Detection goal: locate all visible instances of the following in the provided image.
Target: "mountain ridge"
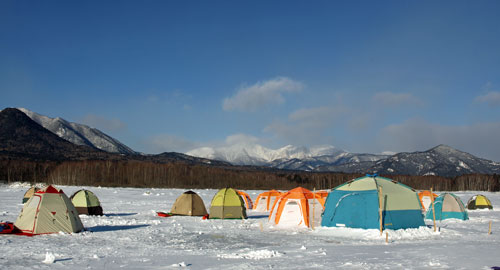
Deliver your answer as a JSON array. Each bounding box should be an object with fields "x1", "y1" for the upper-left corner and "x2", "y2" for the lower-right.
[
  {"x1": 186, "y1": 143, "x2": 500, "y2": 177},
  {"x1": 0, "y1": 108, "x2": 231, "y2": 167},
  {"x1": 5, "y1": 107, "x2": 500, "y2": 177},
  {"x1": 0, "y1": 108, "x2": 112, "y2": 161},
  {"x1": 316, "y1": 144, "x2": 500, "y2": 177},
  {"x1": 18, "y1": 108, "x2": 136, "y2": 155}
]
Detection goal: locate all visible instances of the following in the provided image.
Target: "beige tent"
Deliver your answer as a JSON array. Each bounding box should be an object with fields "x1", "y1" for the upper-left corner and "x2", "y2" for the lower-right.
[
  {"x1": 15, "y1": 185, "x2": 84, "y2": 235},
  {"x1": 171, "y1": 191, "x2": 208, "y2": 216},
  {"x1": 70, "y1": 189, "x2": 104, "y2": 215}
]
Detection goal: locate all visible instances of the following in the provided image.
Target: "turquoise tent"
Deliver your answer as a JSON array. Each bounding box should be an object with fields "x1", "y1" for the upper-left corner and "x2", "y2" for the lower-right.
[
  {"x1": 425, "y1": 193, "x2": 468, "y2": 221},
  {"x1": 321, "y1": 175, "x2": 425, "y2": 230}
]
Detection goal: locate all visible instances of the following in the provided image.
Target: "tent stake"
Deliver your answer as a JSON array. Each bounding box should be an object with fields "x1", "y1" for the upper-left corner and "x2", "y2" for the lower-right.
[
  {"x1": 431, "y1": 187, "x2": 436, "y2": 232},
  {"x1": 385, "y1": 231, "x2": 388, "y2": 244},
  {"x1": 489, "y1": 221, "x2": 492, "y2": 235},
  {"x1": 378, "y1": 186, "x2": 383, "y2": 236}
]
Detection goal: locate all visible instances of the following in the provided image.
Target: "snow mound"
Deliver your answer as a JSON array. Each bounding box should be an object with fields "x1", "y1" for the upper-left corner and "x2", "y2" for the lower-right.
[
  {"x1": 170, "y1": 261, "x2": 188, "y2": 267},
  {"x1": 8, "y1": 182, "x2": 34, "y2": 188},
  {"x1": 314, "y1": 226, "x2": 439, "y2": 241},
  {"x1": 219, "y1": 249, "x2": 283, "y2": 260},
  {"x1": 42, "y1": 252, "x2": 55, "y2": 264},
  {"x1": 8, "y1": 182, "x2": 46, "y2": 188}
]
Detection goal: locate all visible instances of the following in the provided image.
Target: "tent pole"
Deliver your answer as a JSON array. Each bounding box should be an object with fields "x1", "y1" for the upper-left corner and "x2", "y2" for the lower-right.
[
  {"x1": 312, "y1": 187, "x2": 316, "y2": 230},
  {"x1": 378, "y1": 186, "x2": 383, "y2": 236},
  {"x1": 431, "y1": 188, "x2": 436, "y2": 232}
]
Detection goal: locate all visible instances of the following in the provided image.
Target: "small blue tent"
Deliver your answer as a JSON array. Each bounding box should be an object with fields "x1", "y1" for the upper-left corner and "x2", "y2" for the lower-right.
[
  {"x1": 321, "y1": 175, "x2": 425, "y2": 230},
  {"x1": 425, "y1": 193, "x2": 468, "y2": 221}
]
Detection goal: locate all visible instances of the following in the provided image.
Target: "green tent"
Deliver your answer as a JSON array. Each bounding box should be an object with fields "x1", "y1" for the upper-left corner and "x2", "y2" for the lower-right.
[
  {"x1": 70, "y1": 189, "x2": 104, "y2": 216},
  {"x1": 209, "y1": 188, "x2": 247, "y2": 219}
]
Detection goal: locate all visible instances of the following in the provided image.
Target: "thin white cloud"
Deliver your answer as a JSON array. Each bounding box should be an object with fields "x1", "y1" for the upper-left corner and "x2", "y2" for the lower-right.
[
  {"x1": 377, "y1": 118, "x2": 500, "y2": 161},
  {"x1": 474, "y1": 91, "x2": 500, "y2": 107},
  {"x1": 145, "y1": 133, "x2": 263, "y2": 155},
  {"x1": 347, "y1": 112, "x2": 374, "y2": 131},
  {"x1": 143, "y1": 134, "x2": 200, "y2": 154},
  {"x1": 288, "y1": 106, "x2": 335, "y2": 122},
  {"x1": 81, "y1": 114, "x2": 127, "y2": 132},
  {"x1": 264, "y1": 106, "x2": 345, "y2": 146},
  {"x1": 222, "y1": 77, "x2": 303, "y2": 112},
  {"x1": 372, "y1": 91, "x2": 423, "y2": 107},
  {"x1": 225, "y1": 133, "x2": 260, "y2": 145}
]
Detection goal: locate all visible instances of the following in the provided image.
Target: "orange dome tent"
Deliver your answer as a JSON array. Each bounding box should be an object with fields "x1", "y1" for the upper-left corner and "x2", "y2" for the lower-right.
[
  {"x1": 253, "y1": 190, "x2": 283, "y2": 212},
  {"x1": 237, "y1": 190, "x2": 253, "y2": 210},
  {"x1": 418, "y1": 190, "x2": 438, "y2": 212},
  {"x1": 269, "y1": 187, "x2": 325, "y2": 228}
]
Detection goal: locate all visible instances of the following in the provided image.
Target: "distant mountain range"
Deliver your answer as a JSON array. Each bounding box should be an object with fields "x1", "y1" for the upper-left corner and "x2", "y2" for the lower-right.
[
  {"x1": 187, "y1": 143, "x2": 500, "y2": 177},
  {"x1": 316, "y1": 145, "x2": 500, "y2": 177},
  {"x1": 0, "y1": 108, "x2": 229, "y2": 166},
  {"x1": 187, "y1": 144, "x2": 390, "y2": 171},
  {"x1": 187, "y1": 144, "x2": 347, "y2": 166},
  {"x1": 3, "y1": 107, "x2": 500, "y2": 177}
]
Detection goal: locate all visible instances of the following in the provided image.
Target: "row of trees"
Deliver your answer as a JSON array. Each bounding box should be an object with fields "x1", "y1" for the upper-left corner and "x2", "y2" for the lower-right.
[{"x1": 0, "y1": 159, "x2": 499, "y2": 191}]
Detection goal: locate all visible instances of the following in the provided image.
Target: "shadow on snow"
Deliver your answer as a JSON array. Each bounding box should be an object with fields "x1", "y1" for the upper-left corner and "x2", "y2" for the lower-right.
[
  {"x1": 247, "y1": 214, "x2": 270, "y2": 219},
  {"x1": 103, "y1": 213, "x2": 137, "y2": 217},
  {"x1": 87, "y1": 224, "x2": 150, "y2": 232}
]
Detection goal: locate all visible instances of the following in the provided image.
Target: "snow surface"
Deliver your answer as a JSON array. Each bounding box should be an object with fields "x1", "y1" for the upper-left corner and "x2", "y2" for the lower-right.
[{"x1": 1, "y1": 184, "x2": 500, "y2": 269}]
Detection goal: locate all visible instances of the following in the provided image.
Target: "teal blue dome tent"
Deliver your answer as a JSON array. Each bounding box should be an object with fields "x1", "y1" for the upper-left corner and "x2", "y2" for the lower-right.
[
  {"x1": 321, "y1": 174, "x2": 425, "y2": 230},
  {"x1": 425, "y1": 193, "x2": 468, "y2": 221}
]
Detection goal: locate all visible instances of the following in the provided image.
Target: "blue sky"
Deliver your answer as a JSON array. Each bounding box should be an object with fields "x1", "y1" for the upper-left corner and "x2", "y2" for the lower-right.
[{"x1": 1, "y1": 1, "x2": 500, "y2": 160}]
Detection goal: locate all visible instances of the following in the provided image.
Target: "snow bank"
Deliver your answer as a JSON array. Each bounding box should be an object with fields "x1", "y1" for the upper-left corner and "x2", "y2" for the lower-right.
[{"x1": 218, "y1": 249, "x2": 283, "y2": 260}]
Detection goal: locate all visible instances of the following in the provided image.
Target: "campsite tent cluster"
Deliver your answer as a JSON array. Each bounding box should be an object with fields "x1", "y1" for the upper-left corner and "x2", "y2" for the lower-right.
[
  {"x1": 1, "y1": 186, "x2": 104, "y2": 236},
  {"x1": 2, "y1": 175, "x2": 494, "y2": 236}
]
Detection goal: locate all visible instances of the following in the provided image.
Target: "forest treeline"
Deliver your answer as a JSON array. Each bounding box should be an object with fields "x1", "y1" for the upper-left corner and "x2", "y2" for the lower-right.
[{"x1": 0, "y1": 159, "x2": 499, "y2": 191}]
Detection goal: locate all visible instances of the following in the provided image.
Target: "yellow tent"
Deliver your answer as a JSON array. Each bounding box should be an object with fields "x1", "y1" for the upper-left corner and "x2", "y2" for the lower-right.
[
  {"x1": 466, "y1": 194, "x2": 493, "y2": 210},
  {"x1": 209, "y1": 188, "x2": 247, "y2": 219}
]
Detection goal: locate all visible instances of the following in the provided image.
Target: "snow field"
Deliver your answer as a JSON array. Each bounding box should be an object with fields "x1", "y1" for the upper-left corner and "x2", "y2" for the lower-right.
[{"x1": 1, "y1": 185, "x2": 499, "y2": 269}]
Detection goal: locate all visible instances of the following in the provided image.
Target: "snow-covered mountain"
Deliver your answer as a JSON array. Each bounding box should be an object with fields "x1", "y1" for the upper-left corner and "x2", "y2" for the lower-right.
[
  {"x1": 18, "y1": 108, "x2": 136, "y2": 155},
  {"x1": 270, "y1": 152, "x2": 391, "y2": 171},
  {"x1": 187, "y1": 144, "x2": 388, "y2": 170},
  {"x1": 187, "y1": 143, "x2": 500, "y2": 176},
  {"x1": 317, "y1": 145, "x2": 500, "y2": 177},
  {"x1": 186, "y1": 144, "x2": 345, "y2": 166}
]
